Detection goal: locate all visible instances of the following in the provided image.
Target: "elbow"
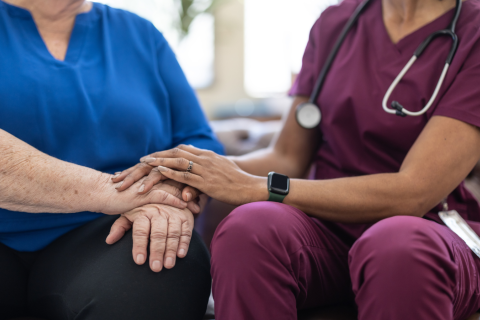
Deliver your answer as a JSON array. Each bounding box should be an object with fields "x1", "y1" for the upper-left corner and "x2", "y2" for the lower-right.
[{"x1": 399, "y1": 195, "x2": 437, "y2": 218}]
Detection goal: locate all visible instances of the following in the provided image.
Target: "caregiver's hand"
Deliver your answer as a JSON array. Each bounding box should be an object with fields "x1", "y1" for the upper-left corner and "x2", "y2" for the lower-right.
[
  {"x1": 106, "y1": 204, "x2": 194, "y2": 272},
  {"x1": 134, "y1": 145, "x2": 268, "y2": 206}
]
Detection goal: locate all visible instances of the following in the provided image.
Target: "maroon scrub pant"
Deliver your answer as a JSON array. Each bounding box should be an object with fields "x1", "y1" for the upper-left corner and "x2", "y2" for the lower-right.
[{"x1": 211, "y1": 202, "x2": 480, "y2": 320}]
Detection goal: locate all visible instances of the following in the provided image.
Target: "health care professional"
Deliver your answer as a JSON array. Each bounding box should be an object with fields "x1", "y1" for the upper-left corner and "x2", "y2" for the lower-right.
[{"x1": 115, "y1": 0, "x2": 480, "y2": 318}]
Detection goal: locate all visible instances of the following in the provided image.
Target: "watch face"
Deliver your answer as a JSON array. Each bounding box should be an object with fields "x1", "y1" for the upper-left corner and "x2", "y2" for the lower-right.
[{"x1": 269, "y1": 173, "x2": 289, "y2": 195}]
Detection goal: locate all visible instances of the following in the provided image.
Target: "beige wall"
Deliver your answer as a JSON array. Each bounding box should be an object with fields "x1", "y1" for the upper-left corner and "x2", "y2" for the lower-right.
[{"x1": 196, "y1": 0, "x2": 252, "y2": 118}]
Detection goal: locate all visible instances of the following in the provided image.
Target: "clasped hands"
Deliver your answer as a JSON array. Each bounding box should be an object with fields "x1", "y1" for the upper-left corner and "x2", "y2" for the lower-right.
[{"x1": 105, "y1": 145, "x2": 267, "y2": 272}]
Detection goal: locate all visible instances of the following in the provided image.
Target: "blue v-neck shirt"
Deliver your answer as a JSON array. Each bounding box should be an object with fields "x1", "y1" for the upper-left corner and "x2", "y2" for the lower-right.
[{"x1": 0, "y1": 1, "x2": 224, "y2": 251}]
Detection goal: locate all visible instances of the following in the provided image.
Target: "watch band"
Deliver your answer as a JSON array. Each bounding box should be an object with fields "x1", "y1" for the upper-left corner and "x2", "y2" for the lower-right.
[{"x1": 268, "y1": 191, "x2": 287, "y2": 203}]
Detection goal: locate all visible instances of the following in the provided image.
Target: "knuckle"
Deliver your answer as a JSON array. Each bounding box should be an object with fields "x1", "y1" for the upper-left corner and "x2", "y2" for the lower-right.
[
  {"x1": 178, "y1": 144, "x2": 187, "y2": 149},
  {"x1": 183, "y1": 172, "x2": 191, "y2": 181},
  {"x1": 171, "y1": 148, "x2": 180, "y2": 156},
  {"x1": 132, "y1": 228, "x2": 149, "y2": 238},
  {"x1": 175, "y1": 158, "x2": 186, "y2": 167},
  {"x1": 167, "y1": 229, "x2": 181, "y2": 238},
  {"x1": 150, "y1": 230, "x2": 168, "y2": 240},
  {"x1": 160, "y1": 191, "x2": 170, "y2": 203}
]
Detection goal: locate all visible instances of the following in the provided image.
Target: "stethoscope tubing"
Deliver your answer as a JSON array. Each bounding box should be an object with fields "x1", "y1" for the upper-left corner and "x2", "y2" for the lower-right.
[
  {"x1": 298, "y1": 0, "x2": 462, "y2": 129},
  {"x1": 308, "y1": 0, "x2": 372, "y2": 104}
]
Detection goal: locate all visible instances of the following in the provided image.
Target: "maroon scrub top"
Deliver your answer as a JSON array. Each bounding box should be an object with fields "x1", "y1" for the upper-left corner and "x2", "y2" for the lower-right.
[{"x1": 290, "y1": 0, "x2": 480, "y2": 240}]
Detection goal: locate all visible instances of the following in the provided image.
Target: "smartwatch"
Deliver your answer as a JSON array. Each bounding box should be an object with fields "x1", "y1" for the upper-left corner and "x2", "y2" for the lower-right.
[{"x1": 267, "y1": 172, "x2": 290, "y2": 203}]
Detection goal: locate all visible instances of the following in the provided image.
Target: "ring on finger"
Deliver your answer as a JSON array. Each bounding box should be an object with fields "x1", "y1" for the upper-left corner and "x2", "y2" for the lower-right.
[{"x1": 186, "y1": 161, "x2": 194, "y2": 173}]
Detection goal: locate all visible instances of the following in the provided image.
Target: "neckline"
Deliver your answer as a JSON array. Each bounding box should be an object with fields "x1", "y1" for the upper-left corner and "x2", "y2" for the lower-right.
[
  {"x1": 376, "y1": 0, "x2": 467, "y2": 53},
  {"x1": 1, "y1": 1, "x2": 100, "y2": 64},
  {"x1": 1, "y1": 1, "x2": 97, "y2": 24}
]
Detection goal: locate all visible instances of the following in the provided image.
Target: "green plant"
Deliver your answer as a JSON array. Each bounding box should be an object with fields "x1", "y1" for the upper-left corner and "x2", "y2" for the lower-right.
[{"x1": 178, "y1": 0, "x2": 225, "y2": 36}]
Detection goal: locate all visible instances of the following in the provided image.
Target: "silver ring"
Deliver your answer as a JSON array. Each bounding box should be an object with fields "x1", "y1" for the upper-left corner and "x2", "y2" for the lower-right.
[{"x1": 186, "y1": 161, "x2": 194, "y2": 173}]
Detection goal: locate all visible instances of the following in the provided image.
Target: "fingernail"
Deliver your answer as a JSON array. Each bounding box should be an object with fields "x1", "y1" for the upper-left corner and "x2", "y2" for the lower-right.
[
  {"x1": 136, "y1": 254, "x2": 145, "y2": 264},
  {"x1": 166, "y1": 257, "x2": 174, "y2": 268},
  {"x1": 152, "y1": 260, "x2": 161, "y2": 272},
  {"x1": 186, "y1": 193, "x2": 192, "y2": 201},
  {"x1": 112, "y1": 174, "x2": 120, "y2": 179},
  {"x1": 158, "y1": 166, "x2": 168, "y2": 172},
  {"x1": 115, "y1": 181, "x2": 123, "y2": 189},
  {"x1": 179, "y1": 249, "x2": 185, "y2": 256},
  {"x1": 143, "y1": 157, "x2": 156, "y2": 163},
  {"x1": 138, "y1": 184, "x2": 145, "y2": 193}
]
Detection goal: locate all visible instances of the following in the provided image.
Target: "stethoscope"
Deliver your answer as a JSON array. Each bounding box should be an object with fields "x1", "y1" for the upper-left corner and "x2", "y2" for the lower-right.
[{"x1": 296, "y1": 0, "x2": 462, "y2": 129}]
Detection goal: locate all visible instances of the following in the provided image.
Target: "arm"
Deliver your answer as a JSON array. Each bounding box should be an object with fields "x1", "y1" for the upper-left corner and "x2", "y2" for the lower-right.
[
  {"x1": 231, "y1": 96, "x2": 322, "y2": 178},
  {"x1": 145, "y1": 115, "x2": 480, "y2": 224},
  {"x1": 0, "y1": 129, "x2": 187, "y2": 215}
]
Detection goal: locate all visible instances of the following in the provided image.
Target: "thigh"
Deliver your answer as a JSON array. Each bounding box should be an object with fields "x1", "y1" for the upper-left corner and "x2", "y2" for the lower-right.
[
  {"x1": 0, "y1": 242, "x2": 29, "y2": 320},
  {"x1": 211, "y1": 202, "x2": 353, "y2": 313},
  {"x1": 28, "y1": 215, "x2": 211, "y2": 320}
]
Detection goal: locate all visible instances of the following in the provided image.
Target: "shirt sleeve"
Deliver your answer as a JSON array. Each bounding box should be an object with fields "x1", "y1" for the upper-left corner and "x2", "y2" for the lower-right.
[
  {"x1": 289, "y1": 17, "x2": 322, "y2": 97},
  {"x1": 154, "y1": 32, "x2": 225, "y2": 155},
  {"x1": 432, "y1": 38, "x2": 480, "y2": 128}
]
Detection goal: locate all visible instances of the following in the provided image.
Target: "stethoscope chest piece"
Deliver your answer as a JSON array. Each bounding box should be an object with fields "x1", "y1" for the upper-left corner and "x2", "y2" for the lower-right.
[{"x1": 296, "y1": 102, "x2": 322, "y2": 129}]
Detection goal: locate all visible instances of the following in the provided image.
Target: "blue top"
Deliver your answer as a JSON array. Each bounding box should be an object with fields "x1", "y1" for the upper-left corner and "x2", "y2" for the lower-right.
[{"x1": 0, "y1": 1, "x2": 224, "y2": 252}]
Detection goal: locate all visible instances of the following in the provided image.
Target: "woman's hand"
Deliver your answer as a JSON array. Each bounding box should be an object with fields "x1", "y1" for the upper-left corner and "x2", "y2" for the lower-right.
[
  {"x1": 106, "y1": 204, "x2": 194, "y2": 272},
  {"x1": 99, "y1": 175, "x2": 191, "y2": 215},
  {"x1": 112, "y1": 158, "x2": 204, "y2": 212},
  {"x1": 134, "y1": 145, "x2": 268, "y2": 206}
]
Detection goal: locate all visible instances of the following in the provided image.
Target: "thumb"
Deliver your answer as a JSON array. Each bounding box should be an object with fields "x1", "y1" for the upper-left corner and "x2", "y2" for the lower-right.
[{"x1": 106, "y1": 215, "x2": 132, "y2": 245}]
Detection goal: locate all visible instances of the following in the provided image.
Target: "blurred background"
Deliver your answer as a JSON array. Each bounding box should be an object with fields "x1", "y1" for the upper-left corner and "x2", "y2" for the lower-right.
[{"x1": 96, "y1": 0, "x2": 337, "y2": 121}]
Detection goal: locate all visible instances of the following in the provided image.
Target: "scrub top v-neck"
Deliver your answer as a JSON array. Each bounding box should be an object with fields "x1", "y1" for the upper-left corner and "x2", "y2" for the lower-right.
[
  {"x1": 290, "y1": 0, "x2": 480, "y2": 241},
  {"x1": 0, "y1": 1, "x2": 224, "y2": 251}
]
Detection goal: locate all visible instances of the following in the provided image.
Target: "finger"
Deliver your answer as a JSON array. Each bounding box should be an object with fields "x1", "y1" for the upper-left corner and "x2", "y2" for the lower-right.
[
  {"x1": 131, "y1": 216, "x2": 151, "y2": 266},
  {"x1": 157, "y1": 166, "x2": 204, "y2": 190},
  {"x1": 186, "y1": 201, "x2": 201, "y2": 214},
  {"x1": 149, "y1": 213, "x2": 168, "y2": 272},
  {"x1": 148, "y1": 158, "x2": 203, "y2": 175},
  {"x1": 117, "y1": 163, "x2": 154, "y2": 192},
  {"x1": 140, "y1": 148, "x2": 201, "y2": 165},
  {"x1": 176, "y1": 144, "x2": 206, "y2": 156},
  {"x1": 197, "y1": 193, "x2": 209, "y2": 213},
  {"x1": 112, "y1": 166, "x2": 137, "y2": 183},
  {"x1": 164, "y1": 216, "x2": 182, "y2": 269},
  {"x1": 138, "y1": 168, "x2": 167, "y2": 194},
  {"x1": 148, "y1": 189, "x2": 188, "y2": 209},
  {"x1": 182, "y1": 186, "x2": 200, "y2": 202},
  {"x1": 106, "y1": 215, "x2": 132, "y2": 244},
  {"x1": 177, "y1": 219, "x2": 193, "y2": 259}
]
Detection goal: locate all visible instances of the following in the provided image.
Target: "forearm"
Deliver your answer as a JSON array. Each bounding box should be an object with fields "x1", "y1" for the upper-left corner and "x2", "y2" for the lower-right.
[
  {"x1": 249, "y1": 172, "x2": 444, "y2": 224},
  {"x1": 0, "y1": 130, "x2": 111, "y2": 214},
  {"x1": 231, "y1": 148, "x2": 308, "y2": 178}
]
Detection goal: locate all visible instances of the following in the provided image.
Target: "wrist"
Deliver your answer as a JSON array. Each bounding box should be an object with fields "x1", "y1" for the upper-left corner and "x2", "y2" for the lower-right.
[
  {"x1": 89, "y1": 172, "x2": 116, "y2": 214},
  {"x1": 247, "y1": 175, "x2": 269, "y2": 203}
]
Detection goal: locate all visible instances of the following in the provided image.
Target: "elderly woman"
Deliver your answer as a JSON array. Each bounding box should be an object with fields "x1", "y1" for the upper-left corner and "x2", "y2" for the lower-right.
[
  {"x1": 118, "y1": 0, "x2": 480, "y2": 318},
  {"x1": 0, "y1": 0, "x2": 223, "y2": 319}
]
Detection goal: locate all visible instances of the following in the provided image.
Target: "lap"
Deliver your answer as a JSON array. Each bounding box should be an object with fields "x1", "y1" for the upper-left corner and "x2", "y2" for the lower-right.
[
  {"x1": 0, "y1": 242, "x2": 29, "y2": 320},
  {"x1": 7, "y1": 215, "x2": 210, "y2": 320},
  {"x1": 212, "y1": 202, "x2": 354, "y2": 309}
]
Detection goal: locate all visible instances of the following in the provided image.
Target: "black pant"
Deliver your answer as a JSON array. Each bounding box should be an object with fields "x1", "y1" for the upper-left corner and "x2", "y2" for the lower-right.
[{"x1": 0, "y1": 215, "x2": 211, "y2": 320}]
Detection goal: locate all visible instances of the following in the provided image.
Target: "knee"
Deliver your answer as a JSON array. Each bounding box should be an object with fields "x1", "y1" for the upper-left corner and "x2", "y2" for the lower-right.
[
  {"x1": 349, "y1": 216, "x2": 451, "y2": 274},
  {"x1": 211, "y1": 202, "x2": 302, "y2": 262}
]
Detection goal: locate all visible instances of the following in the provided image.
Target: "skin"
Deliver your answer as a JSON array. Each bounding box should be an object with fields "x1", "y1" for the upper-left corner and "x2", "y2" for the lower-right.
[
  {"x1": 118, "y1": 0, "x2": 480, "y2": 226},
  {"x1": 0, "y1": 0, "x2": 203, "y2": 272}
]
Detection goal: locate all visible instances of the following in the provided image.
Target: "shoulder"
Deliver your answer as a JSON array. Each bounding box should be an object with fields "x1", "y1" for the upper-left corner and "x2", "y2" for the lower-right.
[
  {"x1": 91, "y1": 2, "x2": 165, "y2": 45},
  {"x1": 313, "y1": 0, "x2": 362, "y2": 29},
  {"x1": 308, "y1": 0, "x2": 363, "y2": 44}
]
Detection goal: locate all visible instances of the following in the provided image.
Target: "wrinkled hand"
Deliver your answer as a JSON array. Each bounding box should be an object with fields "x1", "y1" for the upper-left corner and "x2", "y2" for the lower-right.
[
  {"x1": 112, "y1": 158, "x2": 204, "y2": 213},
  {"x1": 106, "y1": 204, "x2": 194, "y2": 272},
  {"x1": 131, "y1": 145, "x2": 267, "y2": 206},
  {"x1": 101, "y1": 176, "x2": 188, "y2": 215}
]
